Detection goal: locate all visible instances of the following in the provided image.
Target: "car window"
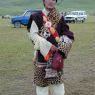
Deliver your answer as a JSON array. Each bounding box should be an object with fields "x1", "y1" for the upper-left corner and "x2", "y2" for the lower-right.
[
  {"x1": 70, "y1": 12, "x2": 78, "y2": 15},
  {"x1": 24, "y1": 10, "x2": 40, "y2": 16},
  {"x1": 79, "y1": 12, "x2": 84, "y2": 15},
  {"x1": 24, "y1": 11, "x2": 32, "y2": 16}
]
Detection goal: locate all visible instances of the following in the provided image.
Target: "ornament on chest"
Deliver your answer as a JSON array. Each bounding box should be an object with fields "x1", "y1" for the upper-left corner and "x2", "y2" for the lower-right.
[{"x1": 40, "y1": 26, "x2": 51, "y2": 39}]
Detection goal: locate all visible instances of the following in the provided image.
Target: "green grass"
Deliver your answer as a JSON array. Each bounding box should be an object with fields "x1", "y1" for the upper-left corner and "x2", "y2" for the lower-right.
[
  {"x1": 0, "y1": 16, "x2": 95, "y2": 95},
  {"x1": 0, "y1": 19, "x2": 34, "y2": 95},
  {"x1": 67, "y1": 16, "x2": 95, "y2": 64},
  {"x1": 0, "y1": 19, "x2": 33, "y2": 73},
  {"x1": 0, "y1": 0, "x2": 95, "y2": 15}
]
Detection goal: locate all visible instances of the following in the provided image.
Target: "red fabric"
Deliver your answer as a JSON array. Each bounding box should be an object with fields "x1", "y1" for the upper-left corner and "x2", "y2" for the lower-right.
[
  {"x1": 42, "y1": 12, "x2": 46, "y2": 17},
  {"x1": 52, "y1": 51, "x2": 64, "y2": 71},
  {"x1": 52, "y1": 32, "x2": 59, "y2": 38}
]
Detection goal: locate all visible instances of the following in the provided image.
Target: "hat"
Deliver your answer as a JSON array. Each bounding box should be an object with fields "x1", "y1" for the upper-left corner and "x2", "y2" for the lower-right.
[{"x1": 43, "y1": 0, "x2": 57, "y2": 3}]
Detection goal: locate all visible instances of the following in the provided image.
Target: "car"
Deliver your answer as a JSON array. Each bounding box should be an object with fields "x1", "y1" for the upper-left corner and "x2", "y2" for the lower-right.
[
  {"x1": 11, "y1": 10, "x2": 41, "y2": 28},
  {"x1": 64, "y1": 11, "x2": 87, "y2": 23}
]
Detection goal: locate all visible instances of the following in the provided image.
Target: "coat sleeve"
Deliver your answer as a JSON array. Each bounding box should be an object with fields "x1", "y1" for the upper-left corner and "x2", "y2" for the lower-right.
[
  {"x1": 60, "y1": 16, "x2": 74, "y2": 40},
  {"x1": 27, "y1": 15, "x2": 53, "y2": 61},
  {"x1": 56, "y1": 16, "x2": 75, "y2": 58}
]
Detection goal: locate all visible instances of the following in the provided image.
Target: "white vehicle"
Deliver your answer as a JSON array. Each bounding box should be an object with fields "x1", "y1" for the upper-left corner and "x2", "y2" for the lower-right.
[{"x1": 64, "y1": 11, "x2": 87, "y2": 23}]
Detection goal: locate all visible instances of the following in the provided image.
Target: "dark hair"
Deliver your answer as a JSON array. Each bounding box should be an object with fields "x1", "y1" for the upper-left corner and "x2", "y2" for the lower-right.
[{"x1": 43, "y1": 0, "x2": 57, "y2": 6}]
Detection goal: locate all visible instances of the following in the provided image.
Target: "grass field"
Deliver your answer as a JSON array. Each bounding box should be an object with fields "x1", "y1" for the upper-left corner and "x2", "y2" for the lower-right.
[
  {"x1": 0, "y1": 0, "x2": 95, "y2": 15},
  {"x1": 0, "y1": 16, "x2": 95, "y2": 95}
]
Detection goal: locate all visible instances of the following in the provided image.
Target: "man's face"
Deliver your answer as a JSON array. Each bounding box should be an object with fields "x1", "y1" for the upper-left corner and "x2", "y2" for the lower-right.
[{"x1": 44, "y1": 0, "x2": 56, "y2": 10}]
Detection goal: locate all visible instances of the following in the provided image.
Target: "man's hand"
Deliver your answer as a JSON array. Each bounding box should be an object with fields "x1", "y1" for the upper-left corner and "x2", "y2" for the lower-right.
[{"x1": 55, "y1": 37, "x2": 60, "y2": 43}]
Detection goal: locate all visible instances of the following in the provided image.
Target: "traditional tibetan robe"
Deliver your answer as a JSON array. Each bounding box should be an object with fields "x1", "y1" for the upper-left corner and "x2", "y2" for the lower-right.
[{"x1": 27, "y1": 8, "x2": 74, "y2": 87}]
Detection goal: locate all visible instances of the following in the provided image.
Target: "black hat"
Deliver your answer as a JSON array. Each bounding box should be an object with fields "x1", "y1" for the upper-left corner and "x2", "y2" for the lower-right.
[{"x1": 43, "y1": 0, "x2": 57, "y2": 3}]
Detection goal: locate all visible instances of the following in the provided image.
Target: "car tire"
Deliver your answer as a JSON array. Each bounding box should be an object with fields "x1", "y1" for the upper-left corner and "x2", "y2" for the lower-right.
[
  {"x1": 73, "y1": 18, "x2": 77, "y2": 23},
  {"x1": 73, "y1": 20, "x2": 76, "y2": 23},
  {"x1": 82, "y1": 18, "x2": 85, "y2": 23},
  {"x1": 14, "y1": 21, "x2": 21, "y2": 28}
]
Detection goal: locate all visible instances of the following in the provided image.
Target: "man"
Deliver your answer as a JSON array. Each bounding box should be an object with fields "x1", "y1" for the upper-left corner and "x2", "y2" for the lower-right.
[{"x1": 27, "y1": 0, "x2": 74, "y2": 95}]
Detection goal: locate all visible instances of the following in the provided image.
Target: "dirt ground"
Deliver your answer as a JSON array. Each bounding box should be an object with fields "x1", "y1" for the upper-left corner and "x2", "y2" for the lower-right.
[
  {"x1": 35, "y1": 60, "x2": 95, "y2": 95},
  {"x1": 1, "y1": 56, "x2": 95, "y2": 95},
  {"x1": 27, "y1": 54, "x2": 95, "y2": 95},
  {"x1": 30, "y1": 46, "x2": 95, "y2": 95},
  {"x1": 0, "y1": 53, "x2": 95, "y2": 95},
  {"x1": 64, "y1": 59, "x2": 95, "y2": 95}
]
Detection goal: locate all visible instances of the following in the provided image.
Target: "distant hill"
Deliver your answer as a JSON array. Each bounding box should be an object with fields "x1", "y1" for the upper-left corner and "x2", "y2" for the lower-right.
[{"x1": 0, "y1": 0, "x2": 95, "y2": 15}]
